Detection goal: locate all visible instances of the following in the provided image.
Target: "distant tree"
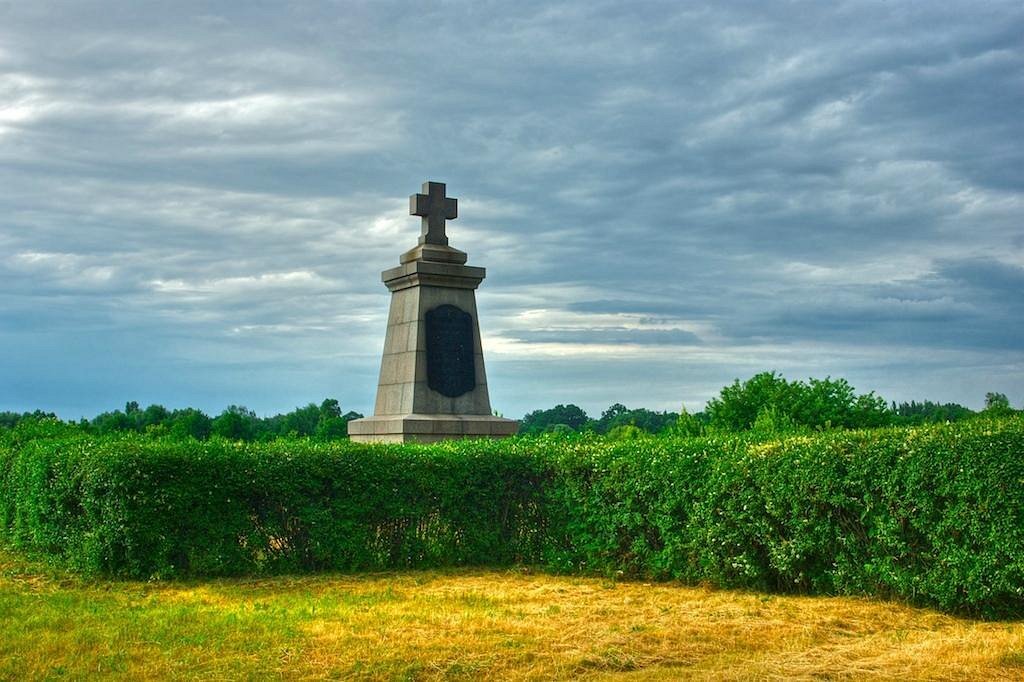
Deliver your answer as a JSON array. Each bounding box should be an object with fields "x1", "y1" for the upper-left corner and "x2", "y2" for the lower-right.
[
  {"x1": 984, "y1": 392, "x2": 1013, "y2": 416},
  {"x1": 320, "y1": 399, "x2": 342, "y2": 420},
  {"x1": 141, "y1": 404, "x2": 170, "y2": 429},
  {"x1": 168, "y1": 408, "x2": 212, "y2": 440},
  {"x1": 706, "y1": 372, "x2": 894, "y2": 433},
  {"x1": 257, "y1": 413, "x2": 287, "y2": 440},
  {"x1": 594, "y1": 403, "x2": 679, "y2": 434},
  {"x1": 88, "y1": 403, "x2": 172, "y2": 435},
  {"x1": 316, "y1": 403, "x2": 362, "y2": 440},
  {"x1": 212, "y1": 405, "x2": 258, "y2": 441},
  {"x1": 283, "y1": 403, "x2": 321, "y2": 437},
  {"x1": 11, "y1": 400, "x2": 364, "y2": 441},
  {"x1": 893, "y1": 400, "x2": 974, "y2": 425},
  {"x1": 796, "y1": 377, "x2": 889, "y2": 429},
  {"x1": 0, "y1": 410, "x2": 59, "y2": 430},
  {"x1": 705, "y1": 372, "x2": 800, "y2": 432},
  {"x1": 520, "y1": 404, "x2": 591, "y2": 435},
  {"x1": 92, "y1": 408, "x2": 133, "y2": 435},
  {"x1": 595, "y1": 403, "x2": 629, "y2": 432}
]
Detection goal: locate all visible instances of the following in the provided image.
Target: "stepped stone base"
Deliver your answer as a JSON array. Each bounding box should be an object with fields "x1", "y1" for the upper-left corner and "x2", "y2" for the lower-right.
[{"x1": 348, "y1": 413, "x2": 519, "y2": 444}]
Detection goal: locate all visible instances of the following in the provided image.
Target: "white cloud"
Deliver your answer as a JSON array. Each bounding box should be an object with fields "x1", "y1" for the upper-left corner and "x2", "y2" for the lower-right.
[
  {"x1": 149, "y1": 270, "x2": 337, "y2": 297},
  {"x1": 8, "y1": 251, "x2": 118, "y2": 288}
]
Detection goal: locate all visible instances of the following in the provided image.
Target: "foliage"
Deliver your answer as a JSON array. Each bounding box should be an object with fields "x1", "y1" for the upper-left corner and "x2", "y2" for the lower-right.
[
  {"x1": 4, "y1": 400, "x2": 365, "y2": 443},
  {"x1": 0, "y1": 410, "x2": 58, "y2": 431},
  {"x1": 540, "y1": 417, "x2": 1024, "y2": 616},
  {"x1": 672, "y1": 405, "x2": 707, "y2": 437},
  {"x1": 519, "y1": 403, "x2": 680, "y2": 436},
  {"x1": 984, "y1": 392, "x2": 1014, "y2": 416},
  {"x1": 2, "y1": 417, "x2": 1022, "y2": 616},
  {"x1": 704, "y1": 371, "x2": 797, "y2": 431},
  {"x1": 168, "y1": 408, "x2": 213, "y2": 440},
  {"x1": 0, "y1": 434, "x2": 548, "y2": 579},
  {"x1": 705, "y1": 372, "x2": 893, "y2": 432},
  {"x1": 593, "y1": 403, "x2": 679, "y2": 434},
  {"x1": 750, "y1": 403, "x2": 802, "y2": 438},
  {"x1": 211, "y1": 405, "x2": 259, "y2": 441},
  {"x1": 519, "y1": 404, "x2": 591, "y2": 435},
  {"x1": 605, "y1": 423, "x2": 646, "y2": 440},
  {"x1": 892, "y1": 400, "x2": 975, "y2": 425},
  {"x1": 3, "y1": 373, "x2": 1003, "y2": 442}
]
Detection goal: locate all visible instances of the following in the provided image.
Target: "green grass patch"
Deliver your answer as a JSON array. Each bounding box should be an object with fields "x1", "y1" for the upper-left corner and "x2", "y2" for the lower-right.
[{"x1": 0, "y1": 548, "x2": 1021, "y2": 680}]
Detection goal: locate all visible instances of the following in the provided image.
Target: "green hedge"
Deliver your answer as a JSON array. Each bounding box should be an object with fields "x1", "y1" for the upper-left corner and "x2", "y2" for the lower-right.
[
  {"x1": 542, "y1": 422, "x2": 1024, "y2": 616},
  {"x1": 2, "y1": 417, "x2": 1022, "y2": 616}
]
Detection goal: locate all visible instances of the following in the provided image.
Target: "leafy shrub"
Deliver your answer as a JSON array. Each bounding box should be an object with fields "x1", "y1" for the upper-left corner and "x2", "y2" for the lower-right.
[
  {"x1": 548, "y1": 419, "x2": 1024, "y2": 615},
  {"x1": 2, "y1": 417, "x2": 1022, "y2": 616}
]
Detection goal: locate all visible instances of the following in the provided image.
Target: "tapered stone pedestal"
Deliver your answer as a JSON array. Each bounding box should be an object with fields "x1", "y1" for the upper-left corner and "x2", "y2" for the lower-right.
[{"x1": 348, "y1": 182, "x2": 518, "y2": 443}]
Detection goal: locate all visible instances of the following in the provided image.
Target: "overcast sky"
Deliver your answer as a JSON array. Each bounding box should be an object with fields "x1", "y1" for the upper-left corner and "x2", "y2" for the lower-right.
[{"x1": 2, "y1": 1, "x2": 1022, "y2": 420}]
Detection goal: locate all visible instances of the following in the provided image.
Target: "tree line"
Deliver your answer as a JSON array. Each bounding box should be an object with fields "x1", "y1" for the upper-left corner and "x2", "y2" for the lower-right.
[
  {"x1": 0, "y1": 400, "x2": 363, "y2": 442},
  {"x1": 1, "y1": 371, "x2": 1018, "y2": 440},
  {"x1": 520, "y1": 372, "x2": 1017, "y2": 437}
]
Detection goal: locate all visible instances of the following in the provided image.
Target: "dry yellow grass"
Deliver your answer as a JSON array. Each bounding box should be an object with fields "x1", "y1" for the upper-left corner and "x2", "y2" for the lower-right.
[{"x1": 1, "y1": 550, "x2": 1021, "y2": 680}]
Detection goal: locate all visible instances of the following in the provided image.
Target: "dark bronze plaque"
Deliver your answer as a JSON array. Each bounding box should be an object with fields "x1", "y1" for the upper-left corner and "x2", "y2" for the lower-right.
[{"x1": 425, "y1": 304, "x2": 476, "y2": 398}]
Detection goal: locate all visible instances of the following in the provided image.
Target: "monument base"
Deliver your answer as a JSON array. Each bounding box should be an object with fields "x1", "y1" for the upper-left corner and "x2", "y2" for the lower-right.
[{"x1": 348, "y1": 413, "x2": 519, "y2": 444}]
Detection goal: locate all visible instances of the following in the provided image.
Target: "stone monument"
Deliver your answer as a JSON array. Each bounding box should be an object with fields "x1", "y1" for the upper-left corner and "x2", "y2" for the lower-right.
[{"x1": 348, "y1": 181, "x2": 519, "y2": 443}]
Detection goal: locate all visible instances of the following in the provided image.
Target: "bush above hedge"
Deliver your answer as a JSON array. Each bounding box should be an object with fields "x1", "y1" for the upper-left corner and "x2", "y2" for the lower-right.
[{"x1": 1, "y1": 417, "x2": 1022, "y2": 616}]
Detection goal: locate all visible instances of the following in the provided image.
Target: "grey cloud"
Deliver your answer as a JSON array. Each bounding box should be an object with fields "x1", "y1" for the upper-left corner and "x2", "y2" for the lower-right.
[
  {"x1": 513, "y1": 328, "x2": 702, "y2": 347},
  {"x1": 1, "y1": 1, "x2": 1022, "y2": 417},
  {"x1": 937, "y1": 257, "x2": 1024, "y2": 296}
]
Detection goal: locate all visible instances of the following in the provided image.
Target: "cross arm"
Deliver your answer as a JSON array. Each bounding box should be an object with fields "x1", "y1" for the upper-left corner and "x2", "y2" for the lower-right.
[
  {"x1": 442, "y1": 197, "x2": 457, "y2": 219},
  {"x1": 410, "y1": 193, "x2": 431, "y2": 216}
]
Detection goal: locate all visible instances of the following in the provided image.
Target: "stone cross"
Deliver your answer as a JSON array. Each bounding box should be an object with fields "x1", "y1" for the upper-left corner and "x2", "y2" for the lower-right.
[{"x1": 411, "y1": 181, "x2": 457, "y2": 245}]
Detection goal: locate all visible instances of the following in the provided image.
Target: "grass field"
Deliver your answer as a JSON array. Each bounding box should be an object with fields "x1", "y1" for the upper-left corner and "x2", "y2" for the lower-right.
[{"x1": 1, "y1": 549, "x2": 1022, "y2": 680}]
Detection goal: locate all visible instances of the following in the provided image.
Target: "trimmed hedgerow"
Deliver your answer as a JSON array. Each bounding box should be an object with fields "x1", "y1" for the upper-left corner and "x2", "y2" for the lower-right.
[
  {"x1": 1, "y1": 417, "x2": 1022, "y2": 616},
  {"x1": 0, "y1": 436, "x2": 549, "y2": 576}
]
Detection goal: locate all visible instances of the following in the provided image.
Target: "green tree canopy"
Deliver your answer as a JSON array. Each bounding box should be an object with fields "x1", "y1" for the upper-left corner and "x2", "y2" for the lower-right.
[
  {"x1": 983, "y1": 392, "x2": 1015, "y2": 417},
  {"x1": 212, "y1": 406, "x2": 258, "y2": 441},
  {"x1": 520, "y1": 404, "x2": 591, "y2": 435},
  {"x1": 705, "y1": 372, "x2": 892, "y2": 433},
  {"x1": 594, "y1": 404, "x2": 679, "y2": 434},
  {"x1": 893, "y1": 400, "x2": 974, "y2": 424},
  {"x1": 168, "y1": 408, "x2": 212, "y2": 440}
]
